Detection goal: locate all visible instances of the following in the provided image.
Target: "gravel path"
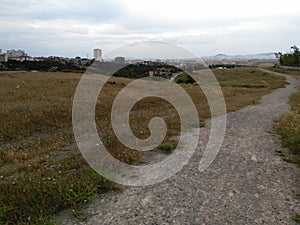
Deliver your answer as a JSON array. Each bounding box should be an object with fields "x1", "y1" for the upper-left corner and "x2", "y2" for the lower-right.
[{"x1": 58, "y1": 69, "x2": 300, "y2": 225}]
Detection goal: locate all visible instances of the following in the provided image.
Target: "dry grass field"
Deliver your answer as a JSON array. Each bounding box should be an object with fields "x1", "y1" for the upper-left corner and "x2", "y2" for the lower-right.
[
  {"x1": 0, "y1": 68, "x2": 287, "y2": 224},
  {"x1": 268, "y1": 67, "x2": 300, "y2": 79}
]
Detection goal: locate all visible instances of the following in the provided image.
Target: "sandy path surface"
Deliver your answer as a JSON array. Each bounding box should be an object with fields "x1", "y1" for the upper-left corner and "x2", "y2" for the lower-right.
[{"x1": 58, "y1": 69, "x2": 300, "y2": 225}]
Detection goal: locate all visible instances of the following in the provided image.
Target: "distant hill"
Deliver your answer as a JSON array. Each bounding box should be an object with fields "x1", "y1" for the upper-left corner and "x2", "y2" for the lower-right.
[{"x1": 202, "y1": 53, "x2": 276, "y2": 61}]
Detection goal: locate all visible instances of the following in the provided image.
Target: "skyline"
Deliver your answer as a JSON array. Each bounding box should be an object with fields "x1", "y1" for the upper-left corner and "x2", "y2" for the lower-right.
[
  {"x1": 0, "y1": 45, "x2": 277, "y2": 61},
  {"x1": 1, "y1": 0, "x2": 300, "y2": 58}
]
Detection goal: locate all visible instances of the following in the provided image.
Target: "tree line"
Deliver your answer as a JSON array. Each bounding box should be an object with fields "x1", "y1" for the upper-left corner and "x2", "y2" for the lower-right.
[
  {"x1": 276, "y1": 45, "x2": 300, "y2": 67},
  {"x1": 0, "y1": 59, "x2": 84, "y2": 72}
]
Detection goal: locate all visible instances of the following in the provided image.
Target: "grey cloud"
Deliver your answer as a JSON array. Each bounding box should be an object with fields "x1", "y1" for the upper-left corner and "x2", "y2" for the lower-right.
[
  {"x1": 1, "y1": 0, "x2": 125, "y2": 21},
  {"x1": 1, "y1": 1, "x2": 300, "y2": 57}
]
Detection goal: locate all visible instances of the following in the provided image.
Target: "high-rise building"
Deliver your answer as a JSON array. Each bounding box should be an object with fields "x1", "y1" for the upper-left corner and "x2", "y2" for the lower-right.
[
  {"x1": 7, "y1": 49, "x2": 27, "y2": 58},
  {"x1": 115, "y1": 56, "x2": 125, "y2": 64},
  {"x1": 93, "y1": 48, "x2": 102, "y2": 61},
  {"x1": 0, "y1": 49, "x2": 2, "y2": 54}
]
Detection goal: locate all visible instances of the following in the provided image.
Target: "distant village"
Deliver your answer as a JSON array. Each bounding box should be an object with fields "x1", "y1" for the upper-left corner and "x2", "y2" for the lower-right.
[
  {"x1": 0, "y1": 48, "x2": 202, "y2": 66},
  {"x1": 0, "y1": 48, "x2": 111, "y2": 66},
  {"x1": 0, "y1": 48, "x2": 246, "y2": 78},
  {"x1": 0, "y1": 48, "x2": 207, "y2": 75}
]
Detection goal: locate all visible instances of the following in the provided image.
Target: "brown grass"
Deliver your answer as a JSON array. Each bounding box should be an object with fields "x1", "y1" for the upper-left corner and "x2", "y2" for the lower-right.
[
  {"x1": 0, "y1": 68, "x2": 287, "y2": 224},
  {"x1": 267, "y1": 67, "x2": 300, "y2": 79}
]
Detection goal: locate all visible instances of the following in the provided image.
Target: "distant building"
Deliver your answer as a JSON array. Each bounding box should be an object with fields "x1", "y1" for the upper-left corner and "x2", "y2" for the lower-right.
[
  {"x1": 0, "y1": 54, "x2": 8, "y2": 62},
  {"x1": 33, "y1": 57, "x2": 46, "y2": 62},
  {"x1": 0, "y1": 48, "x2": 8, "y2": 62},
  {"x1": 148, "y1": 71, "x2": 154, "y2": 77},
  {"x1": 79, "y1": 58, "x2": 91, "y2": 66},
  {"x1": 115, "y1": 56, "x2": 125, "y2": 64},
  {"x1": 142, "y1": 61, "x2": 156, "y2": 65},
  {"x1": 156, "y1": 67, "x2": 172, "y2": 78},
  {"x1": 93, "y1": 48, "x2": 102, "y2": 61},
  {"x1": 7, "y1": 49, "x2": 27, "y2": 58},
  {"x1": 8, "y1": 56, "x2": 32, "y2": 62}
]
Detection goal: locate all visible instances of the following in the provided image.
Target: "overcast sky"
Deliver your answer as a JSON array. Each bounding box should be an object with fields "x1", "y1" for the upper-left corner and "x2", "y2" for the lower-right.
[{"x1": 1, "y1": 0, "x2": 300, "y2": 58}]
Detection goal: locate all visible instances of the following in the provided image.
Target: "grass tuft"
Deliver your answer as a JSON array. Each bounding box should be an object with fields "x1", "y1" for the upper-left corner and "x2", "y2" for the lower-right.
[{"x1": 160, "y1": 143, "x2": 174, "y2": 154}]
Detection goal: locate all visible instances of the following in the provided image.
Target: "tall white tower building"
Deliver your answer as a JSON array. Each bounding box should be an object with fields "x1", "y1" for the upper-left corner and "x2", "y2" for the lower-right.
[{"x1": 93, "y1": 48, "x2": 102, "y2": 61}]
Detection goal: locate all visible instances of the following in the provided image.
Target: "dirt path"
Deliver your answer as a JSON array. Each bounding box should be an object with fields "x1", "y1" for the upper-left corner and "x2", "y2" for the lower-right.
[{"x1": 58, "y1": 69, "x2": 300, "y2": 225}]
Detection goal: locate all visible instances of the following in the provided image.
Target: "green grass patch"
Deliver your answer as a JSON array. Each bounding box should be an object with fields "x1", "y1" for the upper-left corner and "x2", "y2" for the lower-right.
[
  {"x1": 274, "y1": 87, "x2": 300, "y2": 222},
  {"x1": 293, "y1": 214, "x2": 300, "y2": 223},
  {"x1": 0, "y1": 155, "x2": 119, "y2": 224},
  {"x1": 160, "y1": 143, "x2": 174, "y2": 154},
  {"x1": 275, "y1": 87, "x2": 300, "y2": 164}
]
